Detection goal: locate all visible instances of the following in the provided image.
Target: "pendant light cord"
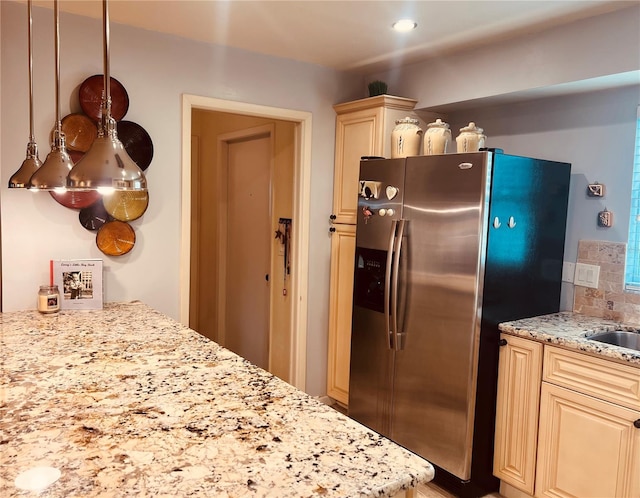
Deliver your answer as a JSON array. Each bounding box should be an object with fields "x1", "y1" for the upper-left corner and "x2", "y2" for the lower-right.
[
  {"x1": 28, "y1": 0, "x2": 35, "y2": 143},
  {"x1": 54, "y1": 0, "x2": 61, "y2": 132},
  {"x1": 103, "y1": 0, "x2": 111, "y2": 115}
]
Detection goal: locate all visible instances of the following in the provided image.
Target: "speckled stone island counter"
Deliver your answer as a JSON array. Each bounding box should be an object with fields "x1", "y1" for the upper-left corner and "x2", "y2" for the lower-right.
[
  {"x1": 499, "y1": 311, "x2": 640, "y2": 365},
  {"x1": 0, "y1": 302, "x2": 434, "y2": 497}
]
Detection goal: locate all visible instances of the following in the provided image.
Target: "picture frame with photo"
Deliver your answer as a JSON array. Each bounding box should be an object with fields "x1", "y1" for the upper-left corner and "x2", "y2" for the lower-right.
[{"x1": 52, "y1": 259, "x2": 103, "y2": 310}]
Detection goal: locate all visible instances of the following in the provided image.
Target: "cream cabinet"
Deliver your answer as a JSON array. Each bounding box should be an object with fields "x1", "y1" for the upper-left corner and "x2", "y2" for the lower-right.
[
  {"x1": 536, "y1": 347, "x2": 640, "y2": 498},
  {"x1": 494, "y1": 335, "x2": 640, "y2": 498},
  {"x1": 327, "y1": 95, "x2": 419, "y2": 406},
  {"x1": 326, "y1": 224, "x2": 356, "y2": 405},
  {"x1": 331, "y1": 95, "x2": 419, "y2": 225},
  {"x1": 536, "y1": 382, "x2": 640, "y2": 498},
  {"x1": 493, "y1": 334, "x2": 543, "y2": 495}
]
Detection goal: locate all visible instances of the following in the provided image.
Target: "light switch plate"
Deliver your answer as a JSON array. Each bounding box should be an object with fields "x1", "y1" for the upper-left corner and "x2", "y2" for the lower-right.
[
  {"x1": 562, "y1": 262, "x2": 576, "y2": 283},
  {"x1": 574, "y1": 262, "x2": 600, "y2": 289}
]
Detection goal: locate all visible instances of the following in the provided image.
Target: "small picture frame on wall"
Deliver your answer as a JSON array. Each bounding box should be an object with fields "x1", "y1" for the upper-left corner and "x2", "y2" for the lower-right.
[{"x1": 52, "y1": 259, "x2": 103, "y2": 310}]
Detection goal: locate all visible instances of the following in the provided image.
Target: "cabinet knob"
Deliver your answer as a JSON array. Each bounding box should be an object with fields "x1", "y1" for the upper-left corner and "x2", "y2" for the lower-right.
[
  {"x1": 329, "y1": 214, "x2": 337, "y2": 220},
  {"x1": 634, "y1": 419, "x2": 640, "y2": 429},
  {"x1": 329, "y1": 227, "x2": 336, "y2": 233},
  {"x1": 499, "y1": 338, "x2": 508, "y2": 347}
]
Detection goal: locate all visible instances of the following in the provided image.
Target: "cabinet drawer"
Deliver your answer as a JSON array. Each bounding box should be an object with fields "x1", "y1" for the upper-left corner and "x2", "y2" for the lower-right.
[{"x1": 543, "y1": 346, "x2": 640, "y2": 411}]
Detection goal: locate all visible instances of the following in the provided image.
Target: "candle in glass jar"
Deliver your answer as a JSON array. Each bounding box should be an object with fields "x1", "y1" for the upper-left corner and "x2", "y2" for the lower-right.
[{"x1": 37, "y1": 285, "x2": 60, "y2": 314}]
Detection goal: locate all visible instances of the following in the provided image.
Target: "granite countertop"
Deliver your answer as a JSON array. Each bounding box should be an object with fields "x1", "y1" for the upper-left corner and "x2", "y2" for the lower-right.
[
  {"x1": 499, "y1": 311, "x2": 640, "y2": 366},
  {"x1": 0, "y1": 302, "x2": 434, "y2": 497}
]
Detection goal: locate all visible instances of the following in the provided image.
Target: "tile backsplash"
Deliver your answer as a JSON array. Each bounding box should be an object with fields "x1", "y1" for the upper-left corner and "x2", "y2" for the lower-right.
[{"x1": 573, "y1": 240, "x2": 640, "y2": 325}]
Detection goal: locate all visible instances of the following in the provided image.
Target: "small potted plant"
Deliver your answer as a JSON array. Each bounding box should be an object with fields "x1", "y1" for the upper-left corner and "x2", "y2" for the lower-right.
[{"x1": 368, "y1": 80, "x2": 388, "y2": 97}]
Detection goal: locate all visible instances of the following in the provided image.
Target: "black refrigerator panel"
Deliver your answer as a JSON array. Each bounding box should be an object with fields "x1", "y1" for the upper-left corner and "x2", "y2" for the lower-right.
[
  {"x1": 465, "y1": 153, "x2": 571, "y2": 496},
  {"x1": 482, "y1": 153, "x2": 571, "y2": 324}
]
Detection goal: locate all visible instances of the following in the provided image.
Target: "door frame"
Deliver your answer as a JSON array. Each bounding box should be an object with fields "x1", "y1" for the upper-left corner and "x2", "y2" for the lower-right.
[
  {"x1": 216, "y1": 124, "x2": 274, "y2": 359},
  {"x1": 181, "y1": 94, "x2": 311, "y2": 390}
]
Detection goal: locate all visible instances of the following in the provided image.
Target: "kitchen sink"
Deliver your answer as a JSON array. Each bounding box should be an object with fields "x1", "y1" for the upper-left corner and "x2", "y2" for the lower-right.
[{"x1": 587, "y1": 330, "x2": 640, "y2": 351}]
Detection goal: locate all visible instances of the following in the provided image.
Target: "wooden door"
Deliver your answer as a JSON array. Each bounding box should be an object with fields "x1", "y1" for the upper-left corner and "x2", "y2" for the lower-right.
[
  {"x1": 536, "y1": 382, "x2": 640, "y2": 498},
  {"x1": 493, "y1": 334, "x2": 543, "y2": 495},
  {"x1": 223, "y1": 132, "x2": 271, "y2": 369}
]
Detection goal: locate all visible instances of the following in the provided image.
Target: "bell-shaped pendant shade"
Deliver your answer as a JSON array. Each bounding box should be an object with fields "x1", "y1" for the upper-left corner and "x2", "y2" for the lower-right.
[
  {"x1": 28, "y1": 0, "x2": 73, "y2": 191},
  {"x1": 28, "y1": 130, "x2": 74, "y2": 191},
  {"x1": 9, "y1": 0, "x2": 41, "y2": 188},
  {"x1": 67, "y1": 0, "x2": 146, "y2": 192},
  {"x1": 67, "y1": 118, "x2": 147, "y2": 191},
  {"x1": 10, "y1": 142, "x2": 42, "y2": 188}
]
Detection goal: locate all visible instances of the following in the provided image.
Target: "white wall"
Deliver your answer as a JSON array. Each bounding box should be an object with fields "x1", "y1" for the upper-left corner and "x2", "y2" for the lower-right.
[
  {"x1": 367, "y1": 4, "x2": 640, "y2": 109},
  {"x1": 0, "y1": 2, "x2": 362, "y2": 396}
]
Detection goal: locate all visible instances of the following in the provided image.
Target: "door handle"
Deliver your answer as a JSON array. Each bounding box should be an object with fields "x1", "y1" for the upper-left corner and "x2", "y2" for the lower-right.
[
  {"x1": 392, "y1": 220, "x2": 406, "y2": 351},
  {"x1": 385, "y1": 221, "x2": 397, "y2": 350}
]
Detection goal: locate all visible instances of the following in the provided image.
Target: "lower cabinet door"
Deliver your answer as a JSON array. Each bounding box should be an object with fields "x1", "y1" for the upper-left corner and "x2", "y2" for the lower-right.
[
  {"x1": 536, "y1": 382, "x2": 640, "y2": 498},
  {"x1": 326, "y1": 224, "x2": 356, "y2": 406},
  {"x1": 493, "y1": 334, "x2": 543, "y2": 495}
]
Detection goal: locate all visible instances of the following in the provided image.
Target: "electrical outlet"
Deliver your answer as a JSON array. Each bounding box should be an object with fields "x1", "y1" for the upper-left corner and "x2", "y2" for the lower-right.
[
  {"x1": 562, "y1": 262, "x2": 575, "y2": 283},
  {"x1": 574, "y1": 263, "x2": 600, "y2": 289}
]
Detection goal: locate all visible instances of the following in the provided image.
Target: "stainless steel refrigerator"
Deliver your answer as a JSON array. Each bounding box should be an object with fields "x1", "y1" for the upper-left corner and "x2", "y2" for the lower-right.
[{"x1": 348, "y1": 151, "x2": 570, "y2": 497}]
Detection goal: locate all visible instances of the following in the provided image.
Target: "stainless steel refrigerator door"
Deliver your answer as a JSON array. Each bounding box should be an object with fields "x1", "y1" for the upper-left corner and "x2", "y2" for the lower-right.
[
  {"x1": 390, "y1": 153, "x2": 491, "y2": 480},
  {"x1": 348, "y1": 158, "x2": 405, "y2": 436}
]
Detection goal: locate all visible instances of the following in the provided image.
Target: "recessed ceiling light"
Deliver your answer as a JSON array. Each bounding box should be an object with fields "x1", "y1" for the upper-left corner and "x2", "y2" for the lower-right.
[{"x1": 392, "y1": 19, "x2": 417, "y2": 32}]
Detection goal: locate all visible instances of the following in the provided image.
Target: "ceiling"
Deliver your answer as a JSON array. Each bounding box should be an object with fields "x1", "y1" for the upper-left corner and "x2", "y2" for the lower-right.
[{"x1": 29, "y1": 0, "x2": 636, "y2": 74}]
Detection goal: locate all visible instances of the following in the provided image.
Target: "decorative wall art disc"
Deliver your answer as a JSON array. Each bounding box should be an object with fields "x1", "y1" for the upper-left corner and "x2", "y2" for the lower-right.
[
  {"x1": 78, "y1": 74, "x2": 129, "y2": 122},
  {"x1": 96, "y1": 220, "x2": 136, "y2": 256},
  {"x1": 79, "y1": 200, "x2": 113, "y2": 231},
  {"x1": 50, "y1": 189, "x2": 102, "y2": 210},
  {"x1": 60, "y1": 113, "x2": 98, "y2": 152},
  {"x1": 102, "y1": 191, "x2": 149, "y2": 222},
  {"x1": 117, "y1": 120, "x2": 154, "y2": 171}
]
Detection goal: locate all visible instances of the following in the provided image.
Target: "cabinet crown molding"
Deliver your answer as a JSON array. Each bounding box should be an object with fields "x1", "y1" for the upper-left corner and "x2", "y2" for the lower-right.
[{"x1": 333, "y1": 95, "x2": 418, "y2": 114}]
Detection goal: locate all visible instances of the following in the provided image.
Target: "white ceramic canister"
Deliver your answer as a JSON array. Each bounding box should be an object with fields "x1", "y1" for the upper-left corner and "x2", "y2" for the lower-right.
[
  {"x1": 456, "y1": 122, "x2": 486, "y2": 153},
  {"x1": 423, "y1": 118, "x2": 452, "y2": 155},
  {"x1": 391, "y1": 117, "x2": 423, "y2": 158}
]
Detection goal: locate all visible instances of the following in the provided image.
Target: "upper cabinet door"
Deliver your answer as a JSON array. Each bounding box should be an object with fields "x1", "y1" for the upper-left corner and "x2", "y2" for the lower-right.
[
  {"x1": 332, "y1": 107, "x2": 383, "y2": 225},
  {"x1": 331, "y1": 95, "x2": 418, "y2": 225}
]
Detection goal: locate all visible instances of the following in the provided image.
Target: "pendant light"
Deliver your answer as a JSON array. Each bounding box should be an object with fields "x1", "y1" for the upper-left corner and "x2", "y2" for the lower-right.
[
  {"x1": 67, "y1": 0, "x2": 147, "y2": 192},
  {"x1": 28, "y1": 0, "x2": 73, "y2": 192},
  {"x1": 9, "y1": 0, "x2": 42, "y2": 188}
]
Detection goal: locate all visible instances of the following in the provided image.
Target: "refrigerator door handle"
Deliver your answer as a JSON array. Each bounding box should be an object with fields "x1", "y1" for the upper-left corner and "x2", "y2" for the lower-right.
[
  {"x1": 385, "y1": 221, "x2": 397, "y2": 350},
  {"x1": 392, "y1": 219, "x2": 406, "y2": 351}
]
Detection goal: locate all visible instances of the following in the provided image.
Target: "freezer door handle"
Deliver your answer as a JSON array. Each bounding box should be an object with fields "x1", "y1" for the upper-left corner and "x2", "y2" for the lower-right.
[
  {"x1": 385, "y1": 220, "x2": 397, "y2": 350},
  {"x1": 392, "y1": 219, "x2": 406, "y2": 351}
]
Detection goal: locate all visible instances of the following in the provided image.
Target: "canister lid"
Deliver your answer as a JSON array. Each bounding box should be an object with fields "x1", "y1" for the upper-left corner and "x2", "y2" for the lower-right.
[
  {"x1": 459, "y1": 122, "x2": 483, "y2": 133},
  {"x1": 426, "y1": 118, "x2": 450, "y2": 129},
  {"x1": 395, "y1": 117, "x2": 419, "y2": 125}
]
